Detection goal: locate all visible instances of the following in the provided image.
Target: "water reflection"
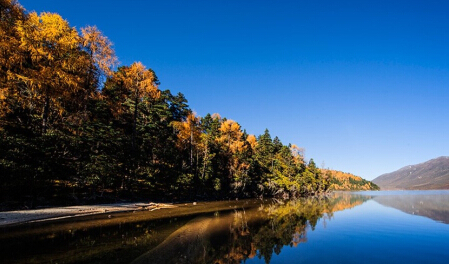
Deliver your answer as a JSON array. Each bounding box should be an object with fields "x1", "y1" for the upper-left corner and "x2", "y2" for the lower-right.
[
  {"x1": 0, "y1": 194, "x2": 370, "y2": 264},
  {"x1": 371, "y1": 191, "x2": 449, "y2": 224},
  {"x1": 133, "y1": 193, "x2": 370, "y2": 264}
]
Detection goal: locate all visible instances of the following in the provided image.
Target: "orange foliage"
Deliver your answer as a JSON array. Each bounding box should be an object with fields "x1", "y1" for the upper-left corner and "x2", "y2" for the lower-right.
[
  {"x1": 246, "y1": 134, "x2": 257, "y2": 149},
  {"x1": 0, "y1": 0, "x2": 26, "y2": 116},
  {"x1": 81, "y1": 25, "x2": 118, "y2": 77},
  {"x1": 16, "y1": 12, "x2": 82, "y2": 92},
  {"x1": 119, "y1": 62, "x2": 160, "y2": 100},
  {"x1": 173, "y1": 112, "x2": 201, "y2": 150},
  {"x1": 13, "y1": 12, "x2": 88, "y2": 131},
  {"x1": 107, "y1": 62, "x2": 160, "y2": 116},
  {"x1": 323, "y1": 169, "x2": 374, "y2": 190},
  {"x1": 218, "y1": 119, "x2": 244, "y2": 152}
]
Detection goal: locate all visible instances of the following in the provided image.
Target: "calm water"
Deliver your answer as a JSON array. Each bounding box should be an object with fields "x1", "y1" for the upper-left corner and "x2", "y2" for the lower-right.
[{"x1": 1, "y1": 191, "x2": 449, "y2": 263}]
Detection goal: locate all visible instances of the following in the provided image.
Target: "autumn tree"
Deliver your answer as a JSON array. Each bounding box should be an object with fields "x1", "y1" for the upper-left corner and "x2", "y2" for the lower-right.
[
  {"x1": 100, "y1": 62, "x2": 160, "y2": 190},
  {"x1": 218, "y1": 119, "x2": 243, "y2": 149},
  {"x1": 0, "y1": 10, "x2": 90, "y2": 205},
  {"x1": 81, "y1": 25, "x2": 117, "y2": 89},
  {"x1": 246, "y1": 134, "x2": 257, "y2": 150},
  {"x1": 216, "y1": 119, "x2": 256, "y2": 195},
  {"x1": 111, "y1": 62, "x2": 159, "y2": 152},
  {"x1": 173, "y1": 112, "x2": 201, "y2": 169},
  {"x1": 15, "y1": 12, "x2": 85, "y2": 133},
  {"x1": 0, "y1": 0, "x2": 26, "y2": 118}
]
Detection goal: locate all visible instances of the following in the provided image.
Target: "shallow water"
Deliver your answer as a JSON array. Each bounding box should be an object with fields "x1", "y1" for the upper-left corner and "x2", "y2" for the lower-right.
[{"x1": 1, "y1": 191, "x2": 449, "y2": 263}]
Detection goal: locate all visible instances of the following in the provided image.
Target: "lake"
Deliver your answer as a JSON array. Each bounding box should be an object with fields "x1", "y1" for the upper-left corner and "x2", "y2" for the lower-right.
[{"x1": 1, "y1": 190, "x2": 449, "y2": 263}]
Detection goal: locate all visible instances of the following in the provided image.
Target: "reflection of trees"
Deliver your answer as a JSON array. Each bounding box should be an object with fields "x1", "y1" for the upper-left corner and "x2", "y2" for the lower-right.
[
  {"x1": 213, "y1": 193, "x2": 370, "y2": 264},
  {"x1": 2, "y1": 194, "x2": 370, "y2": 264}
]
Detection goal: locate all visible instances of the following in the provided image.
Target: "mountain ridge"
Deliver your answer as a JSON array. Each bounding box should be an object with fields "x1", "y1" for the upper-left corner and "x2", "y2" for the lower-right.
[{"x1": 372, "y1": 156, "x2": 449, "y2": 190}]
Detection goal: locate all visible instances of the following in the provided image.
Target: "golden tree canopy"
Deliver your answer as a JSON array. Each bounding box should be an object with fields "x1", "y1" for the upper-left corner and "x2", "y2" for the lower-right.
[
  {"x1": 246, "y1": 134, "x2": 257, "y2": 149},
  {"x1": 81, "y1": 25, "x2": 118, "y2": 77},
  {"x1": 16, "y1": 12, "x2": 83, "y2": 93},
  {"x1": 173, "y1": 112, "x2": 201, "y2": 150},
  {"x1": 17, "y1": 12, "x2": 79, "y2": 62},
  {"x1": 219, "y1": 119, "x2": 245, "y2": 153},
  {"x1": 119, "y1": 61, "x2": 160, "y2": 101}
]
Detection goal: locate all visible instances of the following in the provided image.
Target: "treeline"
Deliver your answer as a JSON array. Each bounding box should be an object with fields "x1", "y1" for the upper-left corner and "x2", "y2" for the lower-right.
[{"x1": 0, "y1": 0, "x2": 329, "y2": 206}]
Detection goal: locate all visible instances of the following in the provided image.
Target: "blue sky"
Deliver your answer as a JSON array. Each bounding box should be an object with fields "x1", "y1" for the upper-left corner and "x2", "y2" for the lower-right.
[{"x1": 19, "y1": 0, "x2": 449, "y2": 180}]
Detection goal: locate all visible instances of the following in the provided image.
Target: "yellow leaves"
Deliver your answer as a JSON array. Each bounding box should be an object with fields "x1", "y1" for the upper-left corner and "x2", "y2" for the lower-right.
[
  {"x1": 246, "y1": 134, "x2": 257, "y2": 149},
  {"x1": 219, "y1": 119, "x2": 242, "y2": 140},
  {"x1": 81, "y1": 26, "x2": 118, "y2": 77},
  {"x1": 324, "y1": 169, "x2": 369, "y2": 191},
  {"x1": 15, "y1": 11, "x2": 84, "y2": 95},
  {"x1": 218, "y1": 119, "x2": 246, "y2": 154},
  {"x1": 9, "y1": 10, "x2": 97, "y2": 131},
  {"x1": 173, "y1": 112, "x2": 201, "y2": 150},
  {"x1": 17, "y1": 12, "x2": 79, "y2": 61},
  {"x1": 39, "y1": 12, "x2": 78, "y2": 45},
  {"x1": 104, "y1": 62, "x2": 160, "y2": 120},
  {"x1": 81, "y1": 26, "x2": 101, "y2": 53},
  {"x1": 230, "y1": 140, "x2": 245, "y2": 154},
  {"x1": 0, "y1": 87, "x2": 7, "y2": 103},
  {"x1": 119, "y1": 62, "x2": 160, "y2": 101}
]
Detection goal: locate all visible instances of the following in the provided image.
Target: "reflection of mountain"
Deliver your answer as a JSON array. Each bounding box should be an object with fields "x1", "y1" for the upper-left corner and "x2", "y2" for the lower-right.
[{"x1": 373, "y1": 193, "x2": 449, "y2": 224}]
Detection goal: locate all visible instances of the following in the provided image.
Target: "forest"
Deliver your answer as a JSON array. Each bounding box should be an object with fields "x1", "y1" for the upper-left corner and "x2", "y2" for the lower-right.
[
  {"x1": 325, "y1": 170, "x2": 379, "y2": 191},
  {"x1": 0, "y1": 1, "x2": 375, "y2": 208}
]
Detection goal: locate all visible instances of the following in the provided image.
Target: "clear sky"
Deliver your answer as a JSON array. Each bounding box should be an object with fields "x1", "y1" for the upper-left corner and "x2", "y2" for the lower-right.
[{"x1": 18, "y1": 0, "x2": 449, "y2": 180}]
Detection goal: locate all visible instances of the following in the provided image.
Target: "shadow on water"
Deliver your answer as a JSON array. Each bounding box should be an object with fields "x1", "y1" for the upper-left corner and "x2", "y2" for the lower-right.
[{"x1": 0, "y1": 193, "x2": 370, "y2": 264}]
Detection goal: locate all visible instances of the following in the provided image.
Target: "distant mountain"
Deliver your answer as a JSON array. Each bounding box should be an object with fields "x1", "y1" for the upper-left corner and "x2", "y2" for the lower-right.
[{"x1": 372, "y1": 157, "x2": 449, "y2": 190}]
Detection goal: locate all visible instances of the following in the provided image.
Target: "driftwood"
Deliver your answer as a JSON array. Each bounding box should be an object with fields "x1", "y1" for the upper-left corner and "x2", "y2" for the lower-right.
[{"x1": 134, "y1": 203, "x2": 177, "y2": 211}]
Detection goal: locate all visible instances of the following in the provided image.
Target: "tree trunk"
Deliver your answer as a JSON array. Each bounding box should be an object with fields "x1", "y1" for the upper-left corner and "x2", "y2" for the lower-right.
[
  {"x1": 129, "y1": 94, "x2": 138, "y2": 191},
  {"x1": 201, "y1": 142, "x2": 208, "y2": 180},
  {"x1": 132, "y1": 95, "x2": 138, "y2": 153},
  {"x1": 42, "y1": 95, "x2": 50, "y2": 134},
  {"x1": 190, "y1": 130, "x2": 193, "y2": 167}
]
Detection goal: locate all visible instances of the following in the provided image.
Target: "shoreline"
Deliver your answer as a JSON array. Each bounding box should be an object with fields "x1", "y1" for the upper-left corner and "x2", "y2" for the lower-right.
[
  {"x1": 0, "y1": 202, "x2": 175, "y2": 227},
  {"x1": 0, "y1": 194, "x2": 338, "y2": 228}
]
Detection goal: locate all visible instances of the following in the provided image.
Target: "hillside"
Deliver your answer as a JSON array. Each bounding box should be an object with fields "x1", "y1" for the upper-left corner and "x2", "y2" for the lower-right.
[
  {"x1": 323, "y1": 170, "x2": 379, "y2": 191},
  {"x1": 372, "y1": 156, "x2": 449, "y2": 190}
]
